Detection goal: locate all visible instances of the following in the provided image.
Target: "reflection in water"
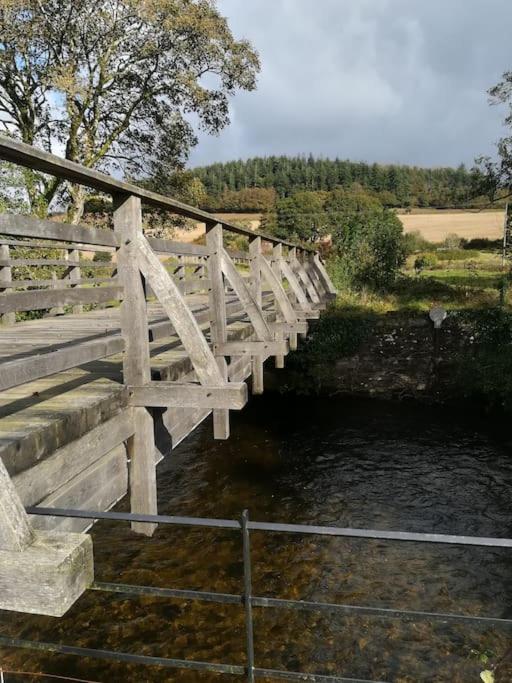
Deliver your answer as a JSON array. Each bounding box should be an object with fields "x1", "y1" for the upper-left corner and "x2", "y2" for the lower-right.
[{"x1": 1, "y1": 394, "x2": 512, "y2": 682}]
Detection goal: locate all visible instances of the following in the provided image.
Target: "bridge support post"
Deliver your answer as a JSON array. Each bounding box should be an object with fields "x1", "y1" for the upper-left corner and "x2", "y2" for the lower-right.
[
  {"x1": 272, "y1": 244, "x2": 285, "y2": 369},
  {"x1": 249, "y1": 236, "x2": 264, "y2": 394},
  {"x1": 114, "y1": 194, "x2": 158, "y2": 536},
  {"x1": 206, "y1": 223, "x2": 230, "y2": 439},
  {"x1": 0, "y1": 244, "x2": 15, "y2": 326},
  {"x1": 0, "y1": 456, "x2": 93, "y2": 616}
]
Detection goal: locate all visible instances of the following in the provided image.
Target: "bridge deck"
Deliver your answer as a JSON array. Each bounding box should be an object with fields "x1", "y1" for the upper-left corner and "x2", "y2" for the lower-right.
[{"x1": 0, "y1": 293, "x2": 275, "y2": 534}]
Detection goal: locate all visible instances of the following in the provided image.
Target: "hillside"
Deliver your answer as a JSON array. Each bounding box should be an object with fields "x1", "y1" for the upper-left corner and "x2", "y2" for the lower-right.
[{"x1": 192, "y1": 155, "x2": 478, "y2": 211}]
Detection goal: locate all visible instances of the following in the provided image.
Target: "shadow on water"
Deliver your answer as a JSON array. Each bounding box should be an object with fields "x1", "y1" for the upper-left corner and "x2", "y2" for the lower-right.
[{"x1": 1, "y1": 391, "x2": 512, "y2": 682}]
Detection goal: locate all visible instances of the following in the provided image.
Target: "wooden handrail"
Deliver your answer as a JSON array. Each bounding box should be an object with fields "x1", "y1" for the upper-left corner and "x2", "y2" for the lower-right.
[{"x1": 0, "y1": 135, "x2": 315, "y2": 252}]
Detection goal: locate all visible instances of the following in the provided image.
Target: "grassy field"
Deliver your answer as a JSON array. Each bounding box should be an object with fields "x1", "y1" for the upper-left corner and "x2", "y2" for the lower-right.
[
  {"x1": 332, "y1": 244, "x2": 508, "y2": 315},
  {"x1": 181, "y1": 209, "x2": 506, "y2": 244}
]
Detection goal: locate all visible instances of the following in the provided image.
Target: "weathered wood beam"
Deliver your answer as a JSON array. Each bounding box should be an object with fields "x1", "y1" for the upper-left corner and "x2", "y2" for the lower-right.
[
  {"x1": 0, "y1": 336, "x2": 125, "y2": 392},
  {"x1": 270, "y1": 321, "x2": 308, "y2": 334},
  {"x1": 0, "y1": 243, "x2": 14, "y2": 325},
  {"x1": 220, "y1": 246, "x2": 272, "y2": 341},
  {"x1": 249, "y1": 237, "x2": 264, "y2": 394},
  {"x1": 136, "y1": 232, "x2": 225, "y2": 386},
  {"x1": 206, "y1": 223, "x2": 230, "y2": 439},
  {"x1": 114, "y1": 194, "x2": 157, "y2": 536},
  {"x1": 0, "y1": 285, "x2": 122, "y2": 314},
  {"x1": 214, "y1": 340, "x2": 289, "y2": 356},
  {"x1": 312, "y1": 253, "x2": 337, "y2": 298},
  {"x1": 129, "y1": 382, "x2": 248, "y2": 409},
  {"x1": 0, "y1": 457, "x2": 34, "y2": 552},
  {"x1": 291, "y1": 252, "x2": 321, "y2": 305},
  {"x1": 0, "y1": 457, "x2": 93, "y2": 616},
  {"x1": 0, "y1": 213, "x2": 118, "y2": 247}
]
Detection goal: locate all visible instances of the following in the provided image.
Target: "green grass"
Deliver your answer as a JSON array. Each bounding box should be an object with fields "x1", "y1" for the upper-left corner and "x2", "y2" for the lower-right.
[{"x1": 329, "y1": 247, "x2": 509, "y2": 315}]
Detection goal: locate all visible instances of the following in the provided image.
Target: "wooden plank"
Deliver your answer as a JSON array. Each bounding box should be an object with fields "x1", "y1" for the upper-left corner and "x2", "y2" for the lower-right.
[
  {"x1": 0, "y1": 456, "x2": 34, "y2": 551},
  {"x1": 0, "y1": 238, "x2": 116, "y2": 253},
  {"x1": 136, "y1": 232, "x2": 224, "y2": 386},
  {"x1": 215, "y1": 340, "x2": 289, "y2": 356},
  {"x1": 129, "y1": 382, "x2": 248, "y2": 409},
  {"x1": 113, "y1": 194, "x2": 157, "y2": 536},
  {"x1": 0, "y1": 136, "x2": 313, "y2": 251},
  {"x1": 0, "y1": 213, "x2": 119, "y2": 247},
  {"x1": 0, "y1": 336, "x2": 125, "y2": 391},
  {"x1": 30, "y1": 445, "x2": 128, "y2": 534},
  {"x1": 13, "y1": 410, "x2": 135, "y2": 507},
  {"x1": 0, "y1": 258, "x2": 114, "y2": 268},
  {"x1": 0, "y1": 285, "x2": 122, "y2": 314},
  {"x1": 0, "y1": 277, "x2": 115, "y2": 288},
  {"x1": 146, "y1": 236, "x2": 208, "y2": 257},
  {"x1": 270, "y1": 321, "x2": 308, "y2": 334}
]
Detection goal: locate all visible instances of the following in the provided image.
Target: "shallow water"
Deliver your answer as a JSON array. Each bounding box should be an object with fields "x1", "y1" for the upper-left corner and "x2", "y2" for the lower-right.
[{"x1": 1, "y1": 393, "x2": 512, "y2": 682}]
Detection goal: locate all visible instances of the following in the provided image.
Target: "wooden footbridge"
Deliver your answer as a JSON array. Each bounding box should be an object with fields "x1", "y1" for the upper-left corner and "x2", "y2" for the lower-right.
[{"x1": 0, "y1": 137, "x2": 335, "y2": 617}]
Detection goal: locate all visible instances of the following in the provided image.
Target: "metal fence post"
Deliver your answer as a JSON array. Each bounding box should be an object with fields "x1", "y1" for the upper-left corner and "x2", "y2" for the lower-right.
[{"x1": 241, "y1": 509, "x2": 255, "y2": 683}]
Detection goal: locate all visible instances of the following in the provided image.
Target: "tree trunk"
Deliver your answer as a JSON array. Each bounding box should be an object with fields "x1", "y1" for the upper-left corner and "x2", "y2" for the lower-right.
[{"x1": 67, "y1": 183, "x2": 87, "y2": 224}]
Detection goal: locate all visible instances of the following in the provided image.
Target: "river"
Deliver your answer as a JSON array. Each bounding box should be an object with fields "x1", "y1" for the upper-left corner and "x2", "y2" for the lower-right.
[{"x1": 1, "y1": 392, "x2": 512, "y2": 682}]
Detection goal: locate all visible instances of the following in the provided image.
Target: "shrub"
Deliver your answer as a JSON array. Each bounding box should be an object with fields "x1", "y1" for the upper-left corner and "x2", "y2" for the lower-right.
[
  {"x1": 93, "y1": 250, "x2": 112, "y2": 263},
  {"x1": 414, "y1": 252, "x2": 438, "y2": 274},
  {"x1": 443, "y1": 232, "x2": 464, "y2": 249},
  {"x1": 402, "y1": 230, "x2": 434, "y2": 255}
]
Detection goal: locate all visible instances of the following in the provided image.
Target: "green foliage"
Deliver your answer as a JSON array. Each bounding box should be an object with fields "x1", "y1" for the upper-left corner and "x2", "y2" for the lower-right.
[
  {"x1": 0, "y1": 0, "x2": 260, "y2": 220},
  {"x1": 273, "y1": 191, "x2": 329, "y2": 242},
  {"x1": 326, "y1": 191, "x2": 405, "y2": 289},
  {"x1": 414, "y1": 253, "x2": 438, "y2": 274},
  {"x1": 402, "y1": 230, "x2": 434, "y2": 255},
  {"x1": 282, "y1": 308, "x2": 373, "y2": 393},
  {"x1": 454, "y1": 309, "x2": 512, "y2": 412},
  {"x1": 193, "y1": 155, "x2": 476, "y2": 209},
  {"x1": 92, "y1": 251, "x2": 112, "y2": 263}
]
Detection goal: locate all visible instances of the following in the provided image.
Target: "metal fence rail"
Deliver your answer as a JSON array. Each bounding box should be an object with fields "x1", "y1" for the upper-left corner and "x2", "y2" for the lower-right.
[{"x1": 4, "y1": 505, "x2": 511, "y2": 682}]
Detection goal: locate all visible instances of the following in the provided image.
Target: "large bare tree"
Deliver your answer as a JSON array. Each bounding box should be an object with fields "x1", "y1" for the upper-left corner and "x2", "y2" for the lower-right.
[{"x1": 0, "y1": 0, "x2": 259, "y2": 221}]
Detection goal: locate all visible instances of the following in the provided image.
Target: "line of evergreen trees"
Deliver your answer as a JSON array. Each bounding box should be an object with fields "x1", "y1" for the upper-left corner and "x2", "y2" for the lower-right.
[{"x1": 192, "y1": 155, "x2": 476, "y2": 210}]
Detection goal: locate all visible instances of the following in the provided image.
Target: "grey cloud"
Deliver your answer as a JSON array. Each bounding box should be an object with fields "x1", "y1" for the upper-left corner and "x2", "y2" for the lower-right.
[{"x1": 188, "y1": 0, "x2": 511, "y2": 168}]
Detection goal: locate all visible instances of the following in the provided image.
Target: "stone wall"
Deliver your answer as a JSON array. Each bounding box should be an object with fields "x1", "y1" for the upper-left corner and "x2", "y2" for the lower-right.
[{"x1": 278, "y1": 312, "x2": 469, "y2": 401}]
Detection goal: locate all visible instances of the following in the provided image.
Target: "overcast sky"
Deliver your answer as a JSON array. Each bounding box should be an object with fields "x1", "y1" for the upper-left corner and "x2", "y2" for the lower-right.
[{"x1": 189, "y1": 0, "x2": 512, "y2": 170}]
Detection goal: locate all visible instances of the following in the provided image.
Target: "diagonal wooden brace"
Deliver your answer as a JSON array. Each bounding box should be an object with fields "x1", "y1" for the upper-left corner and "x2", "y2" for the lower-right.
[
  {"x1": 136, "y1": 232, "x2": 225, "y2": 386},
  {"x1": 219, "y1": 246, "x2": 273, "y2": 341}
]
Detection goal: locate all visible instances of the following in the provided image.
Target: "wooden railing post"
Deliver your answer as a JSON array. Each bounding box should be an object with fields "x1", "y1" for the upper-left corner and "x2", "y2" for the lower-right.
[
  {"x1": 249, "y1": 236, "x2": 264, "y2": 394},
  {"x1": 67, "y1": 248, "x2": 82, "y2": 314},
  {"x1": 206, "y1": 222, "x2": 230, "y2": 439},
  {"x1": 272, "y1": 244, "x2": 285, "y2": 368},
  {"x1": 0, "y1": 244, "x2": 14, "y2": 325},
  {"x1": 113, "y1": 193, "x2": 157, "y2": 536},
  {"x1": 49, "y1": 268, "x2": 65, "y2": 316}
]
